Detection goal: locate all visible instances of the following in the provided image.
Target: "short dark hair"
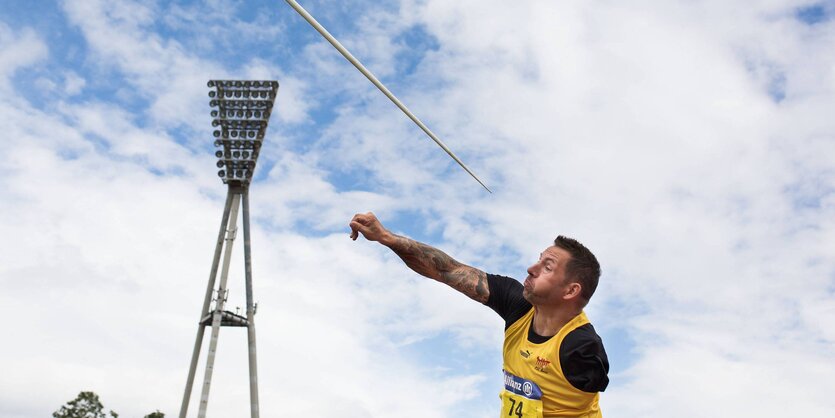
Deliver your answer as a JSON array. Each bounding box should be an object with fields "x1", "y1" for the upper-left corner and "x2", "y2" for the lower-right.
[{"x1": 554, "y1": 235, "x2": 601, "y2": 304}]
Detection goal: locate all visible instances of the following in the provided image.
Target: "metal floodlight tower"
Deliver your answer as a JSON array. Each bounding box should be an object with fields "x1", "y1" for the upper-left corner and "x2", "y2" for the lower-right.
[{"x1": 179, "y1": 79, "x2": 279, "y2": 418}]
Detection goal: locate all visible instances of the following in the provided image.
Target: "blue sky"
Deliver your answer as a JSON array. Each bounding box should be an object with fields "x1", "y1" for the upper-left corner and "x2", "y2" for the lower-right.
[{"x1": 1, "y1": 1, "x2": 834, "y2": 417}]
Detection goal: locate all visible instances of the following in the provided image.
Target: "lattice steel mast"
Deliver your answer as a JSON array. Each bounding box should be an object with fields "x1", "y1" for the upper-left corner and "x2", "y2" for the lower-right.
[{"x1": 179, "y1": 80, "x2": 279, "y2": 418}]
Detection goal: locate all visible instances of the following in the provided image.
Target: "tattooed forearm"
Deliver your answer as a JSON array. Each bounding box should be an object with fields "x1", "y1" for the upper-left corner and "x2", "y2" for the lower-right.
[
  {"x1": 387, "y1": 235, "x2": 452, "y2": 278},
  {"x1": 387, "y1": 235, "x2": 489, "y2": 303},
  {"x1": 441, "y1": 268, "x2": 489, "y2": 303}
]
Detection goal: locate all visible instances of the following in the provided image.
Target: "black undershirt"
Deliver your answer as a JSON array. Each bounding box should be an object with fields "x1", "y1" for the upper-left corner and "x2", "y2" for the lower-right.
[{"x1": 485, "y1": 274, "x2": 610, "y2": 393}]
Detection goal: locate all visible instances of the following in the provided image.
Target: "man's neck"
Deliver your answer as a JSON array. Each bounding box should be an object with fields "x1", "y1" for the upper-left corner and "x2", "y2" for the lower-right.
[{"x1": 531, "y1": 304, "x2": 582, "y2": 337}]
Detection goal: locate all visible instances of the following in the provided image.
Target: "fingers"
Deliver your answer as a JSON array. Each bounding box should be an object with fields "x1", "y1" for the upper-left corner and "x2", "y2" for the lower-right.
[
  {"x1": 349, "y1": 213, "x2": 367, "y2": 240},
  {"x1": 349, "y1": 221, "x2": 362, "y2": 240}
]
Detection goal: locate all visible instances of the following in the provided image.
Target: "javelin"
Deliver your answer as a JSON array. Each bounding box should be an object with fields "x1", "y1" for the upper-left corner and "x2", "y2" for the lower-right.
[{"x1": 284, "y1": 0, "x2": 492, "y2": 193}]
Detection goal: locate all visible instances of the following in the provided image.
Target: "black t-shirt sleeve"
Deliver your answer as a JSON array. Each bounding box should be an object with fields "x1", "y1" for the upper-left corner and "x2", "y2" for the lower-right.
[
  {"x1": 560, "y1": 323, "x2": 610, "y2": 392},
  {"x1": 485, "y1": 274, "x2": 532, "y2": 329}
]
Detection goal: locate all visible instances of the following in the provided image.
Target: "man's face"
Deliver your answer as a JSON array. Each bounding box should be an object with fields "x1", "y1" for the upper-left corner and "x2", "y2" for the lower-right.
[{"x1": 523, "y1": 246, "x2": 573, "y2": 305}]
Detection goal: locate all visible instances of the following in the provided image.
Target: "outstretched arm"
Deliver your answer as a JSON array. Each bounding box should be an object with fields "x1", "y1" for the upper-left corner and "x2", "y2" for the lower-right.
[{"x1": 350, "y1": 212, "x2": 489, "y2": 303}]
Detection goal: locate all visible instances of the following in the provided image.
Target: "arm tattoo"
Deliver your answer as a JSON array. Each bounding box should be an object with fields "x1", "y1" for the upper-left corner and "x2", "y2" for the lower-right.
[{"x1": 388, "y1": 235, "x2": 489, "y2": 303}]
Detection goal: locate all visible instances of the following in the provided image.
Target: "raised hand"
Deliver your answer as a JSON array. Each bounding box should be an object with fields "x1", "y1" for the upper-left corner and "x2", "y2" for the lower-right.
[{"x1": 349, "y1": 212, "x2": 393, "y2": 244}]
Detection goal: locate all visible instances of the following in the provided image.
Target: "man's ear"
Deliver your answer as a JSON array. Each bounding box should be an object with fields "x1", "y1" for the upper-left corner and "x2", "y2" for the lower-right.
[{"x1": 564, "y1": 282, "x2": 582, "y2": 300}]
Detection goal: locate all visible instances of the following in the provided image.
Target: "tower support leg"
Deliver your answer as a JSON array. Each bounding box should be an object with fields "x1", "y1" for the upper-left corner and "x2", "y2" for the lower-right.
[
  {"x1": 242, "y1": 189, "x2": 260, "y2": 418},
  {"x1": 179, "y1": 190, "x2": 235, "y2": 418},
  {"x1": 197, "y1": 190, "x2": 242, "y2": 418}
]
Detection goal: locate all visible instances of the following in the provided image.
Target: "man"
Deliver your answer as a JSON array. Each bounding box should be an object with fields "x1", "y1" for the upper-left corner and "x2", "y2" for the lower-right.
[{"x1": 349, "y1": 212, "x2": 609, "y2": 418}]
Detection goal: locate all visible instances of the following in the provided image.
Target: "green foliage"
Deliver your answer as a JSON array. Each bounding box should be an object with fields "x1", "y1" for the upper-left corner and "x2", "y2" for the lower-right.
[
  {"x1": 52, "y1": 392, "x2": 118, "y2": 418},
  {"x1": 53, "y1": 391, "x2": 160, "y2": 418}
]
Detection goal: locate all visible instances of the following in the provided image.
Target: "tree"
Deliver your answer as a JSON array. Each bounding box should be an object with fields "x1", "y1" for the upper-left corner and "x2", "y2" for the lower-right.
[
  {"x1": 52, "y1": 392, "x2": 118, "y2": 418},
  {"x1": 144, "y1": 411, "x2": 165, "y2": 418}
]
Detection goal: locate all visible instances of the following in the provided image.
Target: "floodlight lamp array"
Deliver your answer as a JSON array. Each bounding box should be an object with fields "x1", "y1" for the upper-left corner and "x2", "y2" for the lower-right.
[{"x1": 208, "y1": 80, "x2": 279, "y2": 185}]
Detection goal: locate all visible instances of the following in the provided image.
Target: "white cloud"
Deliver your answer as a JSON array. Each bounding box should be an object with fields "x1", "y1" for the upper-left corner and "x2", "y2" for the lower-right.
[
  {"x1": 0, "y1": 23, "x2": 48, "y2": 91},
  {"x1": 60, "y1": 0, "x2": 312, "y2": 136},
  {"x1": 63, "y1": 71, "x2": 86, "y2": 95}
]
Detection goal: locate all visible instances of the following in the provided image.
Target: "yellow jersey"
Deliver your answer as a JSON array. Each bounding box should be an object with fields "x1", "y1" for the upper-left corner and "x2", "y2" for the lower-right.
[
  {"x1": 486, "y1": 274, "x2": 608, "y2": 418},
  {"x1": 501, "y1": 309, "x2": 601, "y2": 417}
]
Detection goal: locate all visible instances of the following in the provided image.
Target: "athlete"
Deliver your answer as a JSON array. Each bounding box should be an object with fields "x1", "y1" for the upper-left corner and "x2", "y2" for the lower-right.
[{"x1": 349, "y1": 212, "x2": 609, "y2": 418}]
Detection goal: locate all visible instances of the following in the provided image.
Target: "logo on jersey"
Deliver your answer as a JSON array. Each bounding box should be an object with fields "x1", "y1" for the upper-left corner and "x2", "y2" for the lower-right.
[
  {"x1": 503, "y1": 370, "x2": 543, "y2": 400},
  {"x1": 534, "y1": 356, "x2": 551, "y2": 373},
  {"x1": 519, "y1": 349, "x2": 531, "y2": 358},
  {"x1": 522, "y1": 381, "x2": 534, "y2": 397}
]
